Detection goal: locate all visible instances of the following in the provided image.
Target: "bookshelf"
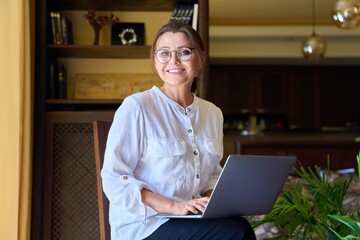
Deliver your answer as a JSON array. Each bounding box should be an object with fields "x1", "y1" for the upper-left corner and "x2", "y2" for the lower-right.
[
  {"x1": 44, "y1": 0, "x2": 209, "y2": 105},
  {"x1": 32, "y1": 0, "x2": 209, "y2": 239}
]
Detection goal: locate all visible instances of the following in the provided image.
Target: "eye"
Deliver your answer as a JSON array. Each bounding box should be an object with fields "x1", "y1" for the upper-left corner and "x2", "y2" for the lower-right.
[
  {"x1": 178, "y1": 48, "x2": 192, "y2": 57},
  {"x1": 159, "y1": 50, "x2": 171, "y2": 57}
]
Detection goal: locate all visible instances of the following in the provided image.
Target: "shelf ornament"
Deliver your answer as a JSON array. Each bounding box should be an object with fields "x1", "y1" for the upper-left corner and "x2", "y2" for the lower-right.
[
  {"x1": 83, "y1": 3, "x2": 119, "y2": 45},
  {"x1": 118, "y1": 28, "x2": 137, "y2": 45}
]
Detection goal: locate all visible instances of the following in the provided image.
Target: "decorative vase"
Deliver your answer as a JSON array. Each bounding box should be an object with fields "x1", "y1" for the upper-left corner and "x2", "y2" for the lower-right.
[{"x1": 93, "y1": 26, "x2": 101, "y2": 45}]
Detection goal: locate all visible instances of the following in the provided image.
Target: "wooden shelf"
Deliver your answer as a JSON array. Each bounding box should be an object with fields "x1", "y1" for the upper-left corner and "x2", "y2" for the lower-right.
[
  {"x1": 47, "y1": 44, "x2": 151, "y2": 58},
  {"x1": 50, "y1": 0, "x2": 178, "y2": 11},
  {"x1": 47, "y1": 99, "x2": 123, "y2": 104},
  {"x1": 46, "y1": 99, "x2": 123, "y2": 111}
]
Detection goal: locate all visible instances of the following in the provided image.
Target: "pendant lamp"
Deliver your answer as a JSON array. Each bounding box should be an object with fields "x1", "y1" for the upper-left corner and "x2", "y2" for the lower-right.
[
  {"x1": 301, "y1": 0, "x2": 327, "y2": 60},
  {"x1": 332, "y1": 0, "x2": 360, "y2": 29}
]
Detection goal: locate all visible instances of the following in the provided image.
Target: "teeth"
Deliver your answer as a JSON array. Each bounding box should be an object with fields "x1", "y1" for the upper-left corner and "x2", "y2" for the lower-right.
[{"x1": 168, "y1": 69, "x2": 183, "y2": 73}]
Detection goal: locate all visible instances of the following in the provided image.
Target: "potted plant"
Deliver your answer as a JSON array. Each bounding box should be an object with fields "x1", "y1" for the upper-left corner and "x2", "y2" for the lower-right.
[{"x1": 253, "y1": 152, "x2": 360, "y2": 239}]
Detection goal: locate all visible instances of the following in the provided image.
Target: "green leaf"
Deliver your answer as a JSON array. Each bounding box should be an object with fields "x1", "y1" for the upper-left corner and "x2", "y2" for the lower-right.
[{"x1": 328, "y1": 215, "x2": 360, "y2": 234}]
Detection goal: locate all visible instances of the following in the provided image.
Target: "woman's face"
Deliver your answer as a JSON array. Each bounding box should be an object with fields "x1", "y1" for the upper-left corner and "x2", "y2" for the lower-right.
[{"x1": 154, "y1": 32, "x2": 201, "y2": 89}]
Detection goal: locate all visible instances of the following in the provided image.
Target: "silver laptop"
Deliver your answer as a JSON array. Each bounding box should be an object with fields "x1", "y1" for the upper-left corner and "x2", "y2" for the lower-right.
[{"x1": 157, "y1": 154, "x2": 296, "y2": 219}]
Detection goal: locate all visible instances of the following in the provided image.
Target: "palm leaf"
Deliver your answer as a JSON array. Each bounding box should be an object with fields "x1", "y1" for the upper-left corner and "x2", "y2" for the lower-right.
[{"x1": 328, "y1": 215, "x2": 360, "y2": 235}]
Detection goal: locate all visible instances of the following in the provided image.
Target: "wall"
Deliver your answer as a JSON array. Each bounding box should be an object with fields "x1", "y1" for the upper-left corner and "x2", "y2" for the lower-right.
[
  {"x1": 209, "y1": 25, "x2": 360, "y2": 64},
  {"x1": 0, "y1": 0, "x2": 33, "y2": 239}
]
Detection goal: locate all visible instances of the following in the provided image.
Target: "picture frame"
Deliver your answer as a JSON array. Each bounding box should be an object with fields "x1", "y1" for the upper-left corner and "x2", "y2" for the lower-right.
[{"x1": 111, "y1": 22, "x2": 145, "y2": 45}]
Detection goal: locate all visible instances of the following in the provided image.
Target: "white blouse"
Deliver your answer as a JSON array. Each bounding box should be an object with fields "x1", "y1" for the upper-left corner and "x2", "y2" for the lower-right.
[{"x1": 102, "y1": 86, "x2": 224, "y2": 240}]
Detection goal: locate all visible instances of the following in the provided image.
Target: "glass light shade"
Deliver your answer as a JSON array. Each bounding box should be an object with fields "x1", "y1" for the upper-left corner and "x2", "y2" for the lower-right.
[
  {"x1": 332, "y1": 0, "x2": 360, "y2": 29},
  {"x1": 301, "y1": 33, "x2": 327, "y2": 60}
]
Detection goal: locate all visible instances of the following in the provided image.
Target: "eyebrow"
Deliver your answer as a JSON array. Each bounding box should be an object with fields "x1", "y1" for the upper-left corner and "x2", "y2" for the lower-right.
[{"x1": 157, "y1": 45, "x2": 192, "y2": 50}]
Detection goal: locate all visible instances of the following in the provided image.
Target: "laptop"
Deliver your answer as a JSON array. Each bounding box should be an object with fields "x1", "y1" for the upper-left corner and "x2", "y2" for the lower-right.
[{"x1": 157, "y1": 154, "x2": 296, "y2": 219}]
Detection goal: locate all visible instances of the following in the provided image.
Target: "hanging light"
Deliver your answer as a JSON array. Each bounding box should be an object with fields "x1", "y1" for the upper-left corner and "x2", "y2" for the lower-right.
[
  {"x1": 332, "y1": 0, "x2": 360, "y2": 29},
  {"x1": 301, "y1": 0, "x2": 327, "y2": 60}
]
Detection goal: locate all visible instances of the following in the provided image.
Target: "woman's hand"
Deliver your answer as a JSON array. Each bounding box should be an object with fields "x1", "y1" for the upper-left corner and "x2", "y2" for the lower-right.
[
  {"x1": 171, "y1": 197, "x2": 209, "y2": 215},
  {"x1": 141, "y1": 188, "x2": 209, "y2": 215}
]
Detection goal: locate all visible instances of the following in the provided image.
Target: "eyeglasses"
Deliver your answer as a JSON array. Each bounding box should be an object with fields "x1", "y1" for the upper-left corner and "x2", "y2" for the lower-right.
[{"x1": 154, "y1": 47, "x2": 195, "y2": 64}]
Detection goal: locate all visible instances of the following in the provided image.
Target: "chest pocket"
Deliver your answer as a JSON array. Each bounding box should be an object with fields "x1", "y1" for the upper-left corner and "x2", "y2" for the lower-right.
[
  {"x1": 146, "y1": 138, "x2": 187, "y2": 187},
  {"x1": 149, "y1": 138, "x2": 187, "y2": 158},
  {"x1": 204, "y1": 139, "x2": 223, "y2": 159}
]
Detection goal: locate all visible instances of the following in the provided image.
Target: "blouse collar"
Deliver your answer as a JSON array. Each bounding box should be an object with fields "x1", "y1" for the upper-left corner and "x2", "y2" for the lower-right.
[{"x1": 152, "y1": 86, "x2": 198, "y2": 115}]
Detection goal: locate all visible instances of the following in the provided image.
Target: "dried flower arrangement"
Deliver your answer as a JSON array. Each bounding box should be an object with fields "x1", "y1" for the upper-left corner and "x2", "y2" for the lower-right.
[{"x1": 83, "y1": 3, "x2": 119, "y2": 45}]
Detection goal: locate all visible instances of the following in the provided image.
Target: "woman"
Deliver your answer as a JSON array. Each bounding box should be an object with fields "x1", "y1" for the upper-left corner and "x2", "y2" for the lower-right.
[{"x1": 102, "y1": 21, "x2": 256, "y2": 240}]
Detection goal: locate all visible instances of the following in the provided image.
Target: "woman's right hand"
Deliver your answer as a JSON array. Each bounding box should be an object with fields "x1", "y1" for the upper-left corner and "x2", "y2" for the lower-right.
[
  {"x1": 171, "y1": 196, "x2": 209, "y2": 215},
  {"x1": 141, "y1": 188, "x2": 209, "y2": 215}
]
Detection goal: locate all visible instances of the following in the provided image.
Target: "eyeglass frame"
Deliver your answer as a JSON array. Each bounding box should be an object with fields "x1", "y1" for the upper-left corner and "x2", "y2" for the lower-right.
[{"x1": 153, "y1": 47, "x2": 196, "y2": 64}]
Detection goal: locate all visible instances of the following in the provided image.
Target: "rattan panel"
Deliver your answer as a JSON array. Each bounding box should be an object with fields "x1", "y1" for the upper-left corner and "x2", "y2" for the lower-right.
[{"x1": 52, "y1": 122, "x2": 99, "y2": 240}]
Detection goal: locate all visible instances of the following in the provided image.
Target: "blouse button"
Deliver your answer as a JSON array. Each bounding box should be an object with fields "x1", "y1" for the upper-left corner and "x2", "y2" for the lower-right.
[
  {"x1": 188, "y1": 129, "x2": 192, "y2": 134},
  {"x1": 193, "y1": 151, "x2": 198, "y2": 156},
  {"x1": 123, "y1": 176, "x2": 128, "y2": 180},
  {"x1": 196, "y1": 174, "x2": 200, "y2": 179}
]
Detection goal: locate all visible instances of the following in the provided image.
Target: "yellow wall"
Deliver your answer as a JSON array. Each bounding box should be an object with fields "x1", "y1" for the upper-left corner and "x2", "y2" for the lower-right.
[
  {"x1": 0, "y1": 0, "x2": 33, "y2": 239},
  {"x1": 209, "y1": 25, "x2": 360, "y2": 59},
  {"x1": 0, "y1": 0, "x2": 22, "y2": 239}
]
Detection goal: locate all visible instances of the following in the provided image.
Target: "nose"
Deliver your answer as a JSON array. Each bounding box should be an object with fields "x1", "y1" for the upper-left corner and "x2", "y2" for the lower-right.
[{"x1": 169, "y1": 51, "x2": 181, "y2": 64}]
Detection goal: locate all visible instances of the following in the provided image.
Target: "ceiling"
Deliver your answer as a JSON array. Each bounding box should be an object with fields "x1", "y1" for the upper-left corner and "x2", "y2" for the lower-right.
[{"x1": 209, "y1": 0, "x2": 338, "y2": 25}]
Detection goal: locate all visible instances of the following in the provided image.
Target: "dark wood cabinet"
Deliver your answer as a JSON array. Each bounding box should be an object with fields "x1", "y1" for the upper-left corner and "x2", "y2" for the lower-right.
[
  {"x1": 209, "y1": 66, "x2": 287, "y2": 115},
  {"x1": 209, "y1": 65, "x2": 360, "y2": 131},
  {"x1": 287, "y1": 67, "x2": 319, "y2": 130},
  {"x1": 318, "y1": 67, "x2": 360, "y2": 129},
  {"x1": 223, "y1": 67, "x2": 255, "y2": 114},
  {"x1": 254, "y1": 67, "x2": 287, "y2": 114}
]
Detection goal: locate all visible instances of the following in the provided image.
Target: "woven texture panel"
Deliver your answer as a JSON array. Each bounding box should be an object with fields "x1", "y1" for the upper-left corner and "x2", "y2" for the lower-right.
[{"x1": 52, "y1": 122, "x2": 99, "y2": 240}]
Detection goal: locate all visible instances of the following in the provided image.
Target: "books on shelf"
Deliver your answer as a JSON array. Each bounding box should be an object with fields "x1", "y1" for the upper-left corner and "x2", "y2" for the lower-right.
[
  {"x1": 50, "y1": 11, "x2": 73, "y2": 45},
  {"x1": 60, "y1": 16, "x2": 73, "y2": 45},
  {"x1": 170, "y1": 3, "x2": 199, "y2": 31},
  {"x1": 48, "y1": 62, "x2": 67, "y2": 99}
]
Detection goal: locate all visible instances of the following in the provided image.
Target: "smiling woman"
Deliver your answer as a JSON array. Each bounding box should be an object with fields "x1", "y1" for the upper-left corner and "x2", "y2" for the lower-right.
[
  {"x1": 101, "y1": 21, "x2": 256, "y2": 240},
  {"x1": 0, "y1": 0, "x2": 33, "y2": 240}
]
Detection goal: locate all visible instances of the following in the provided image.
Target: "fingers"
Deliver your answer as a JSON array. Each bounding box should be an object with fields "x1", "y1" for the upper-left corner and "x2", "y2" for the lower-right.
[{"x1": 186, "y1": 197, "x2": 208, "y2": 214}]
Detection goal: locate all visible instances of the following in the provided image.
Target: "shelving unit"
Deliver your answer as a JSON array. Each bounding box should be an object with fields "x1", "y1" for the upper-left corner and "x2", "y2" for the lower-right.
[{"x1": 32, "y1": 0, "x2": 209, "y2": 239}]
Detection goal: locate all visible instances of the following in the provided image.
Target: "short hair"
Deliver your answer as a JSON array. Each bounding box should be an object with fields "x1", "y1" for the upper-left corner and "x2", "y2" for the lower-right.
[{"x1": 150, "y1": 21, "x2": 206, "y2": 93}]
